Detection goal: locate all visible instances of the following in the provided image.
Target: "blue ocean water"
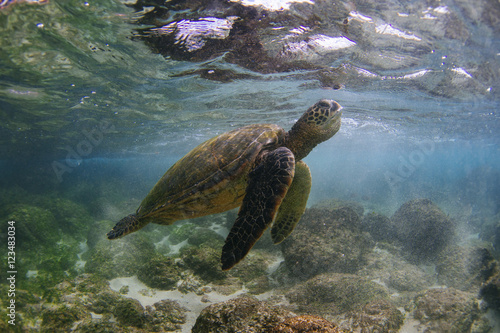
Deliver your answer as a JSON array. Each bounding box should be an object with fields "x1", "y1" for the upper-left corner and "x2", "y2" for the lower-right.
[{"x1": 0, "y1": 0, "x2": 499, "y2": 331}]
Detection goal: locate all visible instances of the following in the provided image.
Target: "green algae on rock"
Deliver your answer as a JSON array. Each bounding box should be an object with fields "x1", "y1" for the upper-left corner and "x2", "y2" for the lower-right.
[
  {"x1": 180, "y1": 243, "x2": 228, "y2": 282},
  {"x1": 480, "y1": 268, "x2": 500, "y2": 312},
  {"x1": 285, "y1": 273, "x2": 389, "y2": 316},
  {"x1": 180, "y1": 242, "x2": 274, "y2": 295},
  {"x1": 347, "y1": 299, "x2": 404, "y2": 333},
  {"x1": 387, "y1": 268, "x2": 431, "y2": 292},
  {"x1": 410, "y1": 288, "x2": 481, "y2": 333},
  {"x1": 3, "y1": 273, "x2": 188, "y2": 332},
  {"x1": 357, "y1": 243, "x2": 436, "y2": 293},
  {"x1": 3, "y1": 206, "x2": 84, "y2": 292},
  {"x1": 192, "y1": 294, "x2": 295, "y2": 333},
  {"x1": 312, "y1": 198, "x2": 365, "y2": 217},
  {"x1": 85, "y1": 234, "x2": 156, "y2": 279},
  {"x1": 186, "y1": 227, "x2": 225, "y2": 247},
  {"x1": 8, "y1": 205, "x2": 60, "y2": 246},
  {"x1": 168, "y1": 223, "x2": 197, "y2": 245},
  {"x1": 113, "y1": 298, "x2": 147, "y2": 328},
  {"x1": 145, "y1": 299, "x2": 187, "y2": 332},
  {"x1": 436, "y1": 245, "x2": 497, "y2": 293},
  {"x1": 137, "y1": 255, "x2": 182, "y2": 290},
  {"x1": 362, "y1": 212, "x2": 396, "y2": 243},
  {"x1": 271, "y1": 315, "x2": 341, "y2": 333},
  {"x1": 391, "y1": 199, "x2": 455, "y2": 263},
  {"x1": 281, "y1": 207, "x2": 373, "y2": 279},
  {"x1": 41, "y1": 304, "x2": 90, "y2": 333}
]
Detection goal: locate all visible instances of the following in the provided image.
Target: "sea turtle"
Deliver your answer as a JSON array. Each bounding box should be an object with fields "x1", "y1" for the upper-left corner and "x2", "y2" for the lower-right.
[{"x1": 107, "y1": 99, "x2": 342, "y2": 270}]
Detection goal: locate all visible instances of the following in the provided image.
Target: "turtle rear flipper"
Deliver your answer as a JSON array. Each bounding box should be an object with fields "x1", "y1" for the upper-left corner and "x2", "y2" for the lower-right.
[
  {"x1": 271, "y1": 160, "x2": 311, "y2": 244},
  {"x1": 221, "y1": 147, "x2": 295, "y2": 270}
]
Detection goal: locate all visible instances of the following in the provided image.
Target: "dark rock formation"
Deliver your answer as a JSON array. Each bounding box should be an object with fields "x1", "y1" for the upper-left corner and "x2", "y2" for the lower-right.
[
  {"x1": 362, "y1": 212, "x2": 396, "y2": 242},
  {"x1": 192, "y1": 294, "x2": 294, "y2": 333},
  {"x1": 436, "y1": 245, "x2": 497, "y2": 292},
  {"x1": 271, "y1": 315, "x2": 341, "y2": 333},
  {"x1": 347, "y1": 299, "x2": 404, "y2": 333},
  {"x1": 137, "y1": 255, "x2": 182, "y2": 290},
  {"x1": 411, "y1": 288, "x2": 480, "y2": 333},
  {"x1": 281, "y1": 207, "x2": 373, "y2": 279},
  {"x1": 285, "y1": 273, "x2": 389, "y2": 316},
  {"x1": 480, "y1": 268, "x2": 500, "y2": 312},
  {"x1": 84, "y1": 234, "x2": 156, "y2": 279},
  {"x1": 391, "y1": 199, "x2": 455, "y2": 263}
]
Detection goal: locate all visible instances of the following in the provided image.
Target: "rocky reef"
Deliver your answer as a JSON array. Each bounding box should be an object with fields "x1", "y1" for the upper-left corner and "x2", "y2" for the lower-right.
[
  {"x1": 192, "y1": 295, "x2": 293, "y2": 332},
  {"x1": 271, "y1": 315, "x2": 341, "y2": 333},
  {"x1": 391, "y1": 198, "x2": 455, "y2": 263},
  {"x1": 2, "y1": 188, "x2": 499, "y2": 332},
  {"x1": 408, "y1": 288, "x2": 482, "y2": 332},
  {"x1": 285, "y1": 273, "x2": 390, "y2": 316},
  {"x1": 280, "y1": 206, "x2": 373, "y2": 280},
  {"x1": 6, "y1": 274, "x2": 188, "y2": 332}
]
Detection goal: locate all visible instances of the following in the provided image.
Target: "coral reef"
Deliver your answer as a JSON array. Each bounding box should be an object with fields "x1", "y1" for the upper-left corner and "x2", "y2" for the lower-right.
[
  {"x1": 180, "y1": 243, "x2": 228, "y2": 282},
  {"x1": 186, "y1": 226, "x2": 225, "y2": 246},
  {"x1": 391, "y1": 199, "x2": 455, "y2": 263},
  {"x1": 0, "y1": 274, "x2": 188, "y2": 332},
  {"x1": 41, "y1": 304, "x2": 90, "y2": 332},
  {"x1": 191, "y1": 294, "x2": 294, "y2": 333},
  {"x1": 285, "y1": 273, "x2": 389, "y2": 316},
  {"x1": 179, "y1": 241, "x2": 274, "y2": 295},
  {"x1": 281, "y1": 207, "x2": 373, "y2": 279},
  {"x1": 436, "y1": 245, "x2": 497, "y2": 292},
  {"x1": 410, "y1": 288, "x2": 481, "y2": 333},
  {"x1": 312, "y1": 198, "x2": 365, "y2": 216},
  {"x1": 362, "y1": 212, "x2": 395, "y2": 242},
  {"x1": 271, "y1": 315, "x2": 341, "y2": 332},
  {"x1": 5, "y1": 196, "x2": 92, "y2": 243},
  {"x1": 9, "y1": 205, "x2": 60, "y2": 246},
  {"x1": 284, "y1": 273, "x2": 406, "y2": 332},
  {"x1": 480, "y1": 268, "x2": 500, "y2": 312},
  {"x1": 168, "y1": 223, "x2": 197, "y2": 245},
  {"x1": 1, "y1": 188, "x2": 496, "y2": 332},
  {"x1": 477, "y1": 213, "x2": 500, "y2": 256},
  {"x1": 113, "y1": 298, "x2": 147, "y2": 328},
  {"x1": 346, "y1": 299, "x2": 404, "y2": 333},
  {"x1": 84, "y1": 234, "x2": 156, "y2": 279},
  {"x1": 145, "y1": 299, "x2": 187, "y2": 332},
  {"x1": 357, "y1": 245, "x2": 436, "y2": 308},
  {"x1": 137, "y1": 255, "x2": 181, "y2": 290},
  {"x1": 2, "y1": 204, "x2": 87, "y2": 292}
]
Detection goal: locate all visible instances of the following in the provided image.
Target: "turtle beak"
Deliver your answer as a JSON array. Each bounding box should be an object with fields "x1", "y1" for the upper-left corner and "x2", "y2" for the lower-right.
[
  {"x1": 330, "y1": 100, "x2": 342, "y2": 117},
  {"x1": 323, "y1": 100, "x2": 342, "y2": 126},
  {"x1": 325, "y1": 100, "x2": 342, "y2": 135}
]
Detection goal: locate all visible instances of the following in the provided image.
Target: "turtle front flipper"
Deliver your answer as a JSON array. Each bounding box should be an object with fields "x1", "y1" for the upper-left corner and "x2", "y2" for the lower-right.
[
  {"x1": 107, "y1": 214, "x2": 146, "y2": 239},
  {"x1": 221, "y1": 147, "x2": 295, "y2": 270},
  {"x1": 271, "y1": 161, "x2": 311, "y2": 244}
]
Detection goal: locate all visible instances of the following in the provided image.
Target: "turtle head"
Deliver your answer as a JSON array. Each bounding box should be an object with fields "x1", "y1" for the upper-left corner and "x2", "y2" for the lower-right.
[
  {"x1": 286, "y1": 99, "x2": 342, "y2": 160},
  {"x1": 107, "y1": 214, "x2": 143, "y2": 240}
]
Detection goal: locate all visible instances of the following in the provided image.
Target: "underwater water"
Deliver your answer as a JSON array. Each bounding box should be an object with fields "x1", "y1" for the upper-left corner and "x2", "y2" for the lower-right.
[{"x1": 1, "y1": 0, "x2": 499, "y2": 331}]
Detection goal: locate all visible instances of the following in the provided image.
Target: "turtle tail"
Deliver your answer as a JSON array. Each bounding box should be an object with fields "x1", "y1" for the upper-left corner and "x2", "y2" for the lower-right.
[{"x1": 107, "y1": 214, "x2": 143, "y2": 240}]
